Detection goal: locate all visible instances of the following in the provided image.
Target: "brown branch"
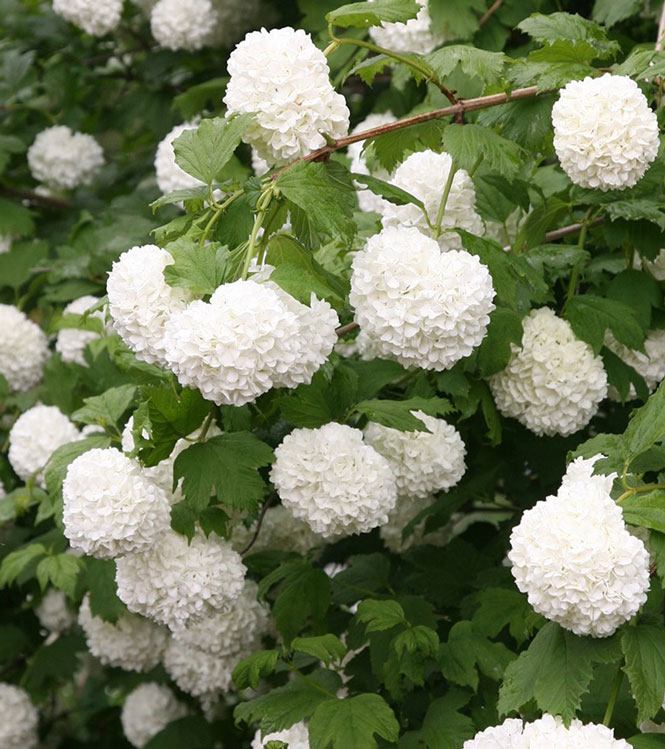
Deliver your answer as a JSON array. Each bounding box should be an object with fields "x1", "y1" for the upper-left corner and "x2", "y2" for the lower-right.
[
  {"x1": 240, "y1": 493, "x2": 277, "y2": 555},
  {"x1": 335, "y1": 321, "x2": 359, "y2": 337},
  {"x1": 0, "y1": 186, "x2": 73, "y2": 210},
  {"x1": 479, "y1": 0, "x2": 504, "y2": 26}
]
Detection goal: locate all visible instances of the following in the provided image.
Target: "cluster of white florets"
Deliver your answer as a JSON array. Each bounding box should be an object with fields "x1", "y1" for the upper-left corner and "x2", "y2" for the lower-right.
[
  {"x1": 381, "y1": 150, "x2": 484, "y2": 251},
  {"x1": 552, "y1": 74, "x2": 659, "y2": 191},
  {"x1": 107, "y1": 245, "x2": 194, "y2": 367},
  {"x1": 489, "y1": 307, "x2": 608, "y2": 436},
  {"x1": 271, "y1": 423, "x2": 397, "y2": 537},
  {"x1": 154, "y1": 122, "x2": 203, "y2": 196},
  {"x1": 368, "y1": 0, "x2": 448, "y2": 54},
  {"x1": 78, "y1": 595, "x2": 169, "y2": 671},
  {"x1": 0, "y1": 683, "x2": 39, "y2": 749},
  {"x1": 508, "y1": 456, "x2": 650, "y2": 637},
  {"x1": 52, "y1": 0, "x2": 123, "y2": 36},
  {"x1": 115, "y1": 528, "x2": 246, "y2": 630},
  {"x1": 464, "y1": 714, "x2": 631, "y2": 748},
  {"x1": 364, "y1": 411, "x2": 466, "y2": 498},
  {"x1": 252, "y1": 722, "x2": 310, "y2": 749},
  {"x1": 55, "y1": 295, "x2": 106, "y2": 366},
  {"x1": 224, "y1": 27, "x2": 350, "y2": 167},
  {"x1": 27, "y1": 126, "x2": 104, "y2": 190},
  {"x1": 163, "y1": 279, "x2": 338, "y2": 406},
  {"x1": 348, "y1": 111, "x2": 396, "y2": 213},
  {"x1": 380, "y1": 494, "x2": 454, "y2": 553},
  {"x1": 121, "y1": 683, "x2": 188, "y2": 748},
  {"x1": 62, "y1": 447, "x2": 172, "y2": 559},
  {"x1": 231, "y1": 505, "x2": 326, "y2": 555},
  {"x1": 605, "y1": 329, "x2": 665, "y2": 399},
  {"x1": 8, "y1": 405, "x2": 80, "y2": 488},
  {"x1": 0, "y1": 304, "x2": 49, "y2": 392},
  {"x1": 163, "y1": 581, "x2": 269, "y2": 700},
  {"x1": 350, "y1": 226, "x2": 495, "y2": 371},
  {"x1": 35, "y1": 589, "x2": 75, "y2": 634}
]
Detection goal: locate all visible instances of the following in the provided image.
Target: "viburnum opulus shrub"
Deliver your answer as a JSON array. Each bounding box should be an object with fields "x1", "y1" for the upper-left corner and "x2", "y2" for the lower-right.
[{"x1": 6, "y1": 1, "x2": 665, "y2": 748}]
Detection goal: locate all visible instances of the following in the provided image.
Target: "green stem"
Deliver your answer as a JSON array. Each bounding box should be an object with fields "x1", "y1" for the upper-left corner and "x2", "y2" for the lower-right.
[
  {"x1": 467, "y1": 154, "x2": 484, "y2": 178},
  {"x1": 432, "y1": 158, "x2": 457, "y2": 240},
  {"x1": 199, "y1": 190, "x2": 243, "y2": 247},
  {"x1": 240, "y1": 187, "x2": 274, "y2": 280},
  {"x1": 198, "y1": 409, "x2": 216, "y2": 442},
  {"x1": 602, "y1": 665, "x2": 623, "y2": 727},
  {"x1": 566, "y1": 208, "x2": 594, "y2": 302},
  {"x1": 616, "y1": 482, "x2": 665, "y2": 503}
]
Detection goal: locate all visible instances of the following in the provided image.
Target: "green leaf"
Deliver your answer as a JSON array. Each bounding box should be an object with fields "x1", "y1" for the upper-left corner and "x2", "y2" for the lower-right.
[
  {"x1": 476, "y1": 307, "x2": 523, "y2": 378},
  {"x1": 330, "y1": 553, "x2": 391, "y2": 606},
  {"x1": 173, "y1": 114, "x2": 254, "y2": 185},
  {"x1": 150, "y1": 185, "x2": 210, "y2": 210},
  {"x1": 441, "y1": 123, "x2": 525, "y2": 181},
  {"x1": 163, "y1": 237, "x2": 228, "y2": 296},
  {"x1": 279, "y1": 364, "x2": 359, "y2": 428},
  {"x1": 232, "y1": 649, "x2": 280, "y2": 690},
  {"x1": 145, "y1": 716, "x2": 214, "y2": 749},
  {"x1": 472, "y1": 587, "x2": 543, "y2": 646},
  {"x1": 428, "y1": 0, "x2": 485, "y2": 39},
  {"x1": 592, "y1": 0, "x2": 641, "y2": 28},
  {"x1": 348, "y1": 55, "x2": 394, "y2": 86},
  {"x1": 565, "y1": 294, "x2": 644, "y2": 355},
  {"x1": 364, "y1": 121, "x2": 444, "y2": 173},
  {"x1": 327, "y1": 0, "x2": 419, "y2": 28},
  {"x1": 623, "y1": 381, "x2": 665, "y2": 460},
  {"x1": 351, "y1": 172, "x2": 426, "y2": 212},
  {"x1": 173, "y1": 76, "x2": 229, "y2": 120},
  {"x1": 85, "y1": 558, "x2": 126, "y2": 623},
  {"x1": 276, "y1": 161, "x2": 356, "y2": 245},
  {"x1": 517, "y1": 12, "x2": 620, "y2": 59},
  {"x1": 355, "y1": 599, "x2": 406, "y2": 632},
  {"x1": 0, "y1": 198, "x2": 34, "y2": 238},
  {"x1": 425, "y1": 45, "x2": 505, "y2": 86},
  {"x1": 621, "y1": 490, "x2": 665, "y2": 533},
  {"x1": 622, "y1": 624, "x2": 665, "y2": 723},
  {"x1": 342, "y1": 359, "x2": 406, "y2": 401},
  {"x1": 35, "y1": 554, "x2": 82, "y2": 598},
  {"x1": 628, "y1": 737, "x2": 665, "y2": 749},
  {"x1": 477, "y1": 96, "x2": 556, "y2": 153},
  {"x1": 616, "y1": 48, "x2": 665, "y2": 79},
  {"x1": 72, "y1": 384, "x2": 137, "y2": 429},
  {"x1": 292, "y1": 635, "x2": 347, "y2": 666},
  {"x1": 0, "y1": 239, "x2": 46, "y2": 289},
  {"x1": 23, "y1": 633, "x2": 86, "y2": 690},
  {"x1": 308, "y1": 694, "x2": 400, "y2": 749},
  {"x1": 353, "y1": 396, "x2": 454, "y2": 432},
  {"x1": 498, "y1": 622, "x2": 621, "y2": 722},
  {"x1": 0, "y1": 544, "x2": 46, "y2": 588},
  {"x1": 528, "y1": 38, "x2": 604, "y2": 65},
  {"x1": 419, "y1": 691, "x2": 476, "y2": 749},
  {"x1": 174, "y1": 433, "x2": 273, "y2": 513}
]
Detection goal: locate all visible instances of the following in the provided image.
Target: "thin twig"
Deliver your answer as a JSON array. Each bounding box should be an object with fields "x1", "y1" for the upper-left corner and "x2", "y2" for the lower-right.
[
  {"x1": 240, "y1": 493, "x2": 278, "y2": 555},
  {"x1": 0, "y1": 186, "x2": 73, "y2": 210},
  {"x1": 479, "y1": 0, "x2": 504, "y2": 26},
  {"x1": 657, "y1": 0, "x2": 665, "y2": 51},
  {"x1": 335, "y1": 321, "x2": 360, "y2": 337}
]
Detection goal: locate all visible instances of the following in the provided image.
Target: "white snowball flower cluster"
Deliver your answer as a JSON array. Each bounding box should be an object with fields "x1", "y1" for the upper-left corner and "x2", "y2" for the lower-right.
[
  {"x1": 62, "y1": 447, "x2": 171, "y2": 559},
  {"x1": 27, "y1": 126, "x2": 104, "y2": 190},
  {"x1": 9, "y1": 405, "x2": 80, "y2": 488},
  {"x1": 107, "y1": 245, "x2": 193, "y2": 367},
  {"x1": 508, "y1": 456, "x2": 650, "y2": 637},
  {"x1": 350, "y1": 226, "x2": 495, "y2": 371},
  {"x1": 364, "y1": 411, "x2": 466, "y2": 498},
  {"x1": 252, "y1": 722, "x2": 310, "y2": 749},
  {"x1": 464, "y1": 714, "x2": 631, "y2": 748},
  {"x1": 163, "y1": 580, "x2": 270, "y2": 700},
  {"x1": 348, "y1": 111, "x2": 396, "y2": 214},
  {"x1": 271, "y1": 423, "x2": 397, "y2": 537},
  {"x1": 154, "y1": 122, "x2": 203, "y2": 196},
  {"x1": 380, "y1": 150, "x2": 484, "y2": 251},
  {"x1": 552, "y1": 73, "x2": 659, "y2": 191},
  {"x1": 0, "y1": 683, "x2": 39, "y2": 749},
  {"x1": 380, "y1": 494, "x2": 455, "y2": 553},
  {"x1": 489, "y1": 307, "x2": 608, "y2": 436},
  {"x1": 52, "y1": 0, "x2": 123, "y2": 36},
  {"x1": 606, "y1": 329, "x2": 665, "y2": 399},
  {"x1": 231, "y1": 505, "x2": 326, "y2": 555},
  {"x1": 115, "y1": 529, "x2": 246, "y2": 630},
  {"x1": 164, "y1": 279, "x2": 338, "y2": 406},
  {"x1": 0, "y1": 235, "x2": 11, "y2": 254},
  {"x1": 224, "y1": 27, "x2": 350, "y2": 167},
  {"x1": 36, "y1": 589, "x2": 75, "y2": 634},
  {"x1": 0, "y1": 304, "x2": 49, "y2": 392},
  {"x1": 369, "y1": 0, "x2": 448, "y2": 54},
  {"x1": 78, "y1": 595, "x2": 168, "y2": 671},
  {"x1": 55, "y1": 295, "x2": 106, "y2": 366},
  {"x1": 121, "y1": 683, "x2": 188, "y2": 748}
]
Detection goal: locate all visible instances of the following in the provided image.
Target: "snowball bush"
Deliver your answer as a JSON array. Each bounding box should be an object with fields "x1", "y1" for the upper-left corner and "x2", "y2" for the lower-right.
[
  {"x1": 27, "y1": 125, "x2": 104, "y2": 189},
  {"x1": 121, "y1": 683, "x2": 188, "y2": 748},
  {"x1": 0, "y1": 304, "x2": 49, "y2": 392},
  {"x1": 508, "y1": 456, "x2": 651, "y2": 637},
  {"x1": 52, "y1": 0, "x2": 123, "y2": 36},
  {"x1": 350, "y1": 226, "x2": 495, "y2": 370},
  {"x1": 35, "y1": 589, "x2": 75, "y2": 634},
  {"x1": 0, "y1": 683, "x2": 39, "y2": 749},
  {"x1": 369, "y1": 0, "x2": 448, "y2": 54}
]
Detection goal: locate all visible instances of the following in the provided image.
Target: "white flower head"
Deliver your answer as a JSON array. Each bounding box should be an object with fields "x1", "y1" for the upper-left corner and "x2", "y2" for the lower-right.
[
  {"x1": 369, "y1": 0, "x2": 450, "y2": 54},
  {"x1": 55, "y1": 295, "x2": 106, "y2": 366},
  {"x1": 350, "y1": 226, "x2": 495, "y2": 371},
  {"x1": 252, "y1": 722, "x2": 310, "y2": 749},
  {"x1": 508, "y1": 456, "x2": 651, "y2": 637},
  {"x1": 380, "y1": 149, "x2": 484, "y2": 251},
  {"x1": 552, "y1": 73, "x2": 659, "y2": 191},
  {"x1": 348, "y1": 111, "x2": 396, "y2": 214},
  {"x1": 364, "y1": 411, "x2": 466, "y2": 498},
  {"x1": 155, "y1": 122, "x2": 204, "y2": 196},
  {"x1": 224, "y1": 27, "x2": 350, "y2": 167},
  {"x1": 121, "y1": 683, "x2": 188, "y2": 748},
  {"x1": 606, "y1": 329, "x2": 665, "y2": 400},
  {"x1": 150, "y1": 0, "x2": 217, "y2": 50},
  {"x1": 107, "y1": 244, "x2": 194, "y2": 368},
  {"x1": 0, "y1": 304, "x2": 49, "y2": 392},
  {"x1": 52, "y1": 0, "x2": 123, "y2": 36},
  {"x1": 78, "y1": 595, "x2": 168, "y2": 671},
  {"x1": 0, "y1": 683, "x2": 39, "y2": 749},
  {"x1": 115, "y1": 528, "x2": 247, "y2": 631},
  {"x1": 489, "y1": 307, "x2": 608, "y2": 436},
  {"x1": 9, "y1": 404, "x2": 80, "y2": 488},
  {"x1": 231, "y1": 505, "x2": 326, "y2": 555},
  {"x1": 35, "y1": 589, "x2": 75, "y2": 634},
  {"x1": 27, "y1": 126, "x2": 104, "y2": 190},
  {"x1": 63, "y1": 447, "x2": 172, "y2": 559},
  {"x1": 270, "y1": 422, "x2": 397, "y2": 538}
]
